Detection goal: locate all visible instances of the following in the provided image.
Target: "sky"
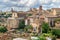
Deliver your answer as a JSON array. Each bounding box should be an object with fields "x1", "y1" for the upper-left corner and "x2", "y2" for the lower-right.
[{"x1": 0, "y1": 0, "x2": 60, "y2": 11}]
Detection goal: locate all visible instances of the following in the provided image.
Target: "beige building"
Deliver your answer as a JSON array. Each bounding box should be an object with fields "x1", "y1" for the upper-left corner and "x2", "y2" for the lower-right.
[
  {"x1": 25, "y1": 6, "x2": 60, "y2": 33},
  {"x1": 0, "y1": 6, "x2": 60, "y2": 32},
  {"x1": 7, "y1": 9, "x2": 26, "y2": 30}
]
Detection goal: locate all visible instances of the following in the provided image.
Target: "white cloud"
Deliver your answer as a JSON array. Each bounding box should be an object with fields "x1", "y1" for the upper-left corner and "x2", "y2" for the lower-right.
[
  {"x1": 19, "y1": 0, "x2": 28, "y2": 4},
  {"x1": 52, "y1": 0, "x2": 60, "y2": 3},
  {"x1": 52, "y1": 0, "x2": 57, "y2": 2},
  {"x1": 27, "y1": 0, "x2": 37, "y2": 6},
  {"x1": 0, "y1": 0, "x2": 60, "y2": 11},
  {"x1": 39, "y1": 0, "x2": 52, "y2": 4},
  {"x1": 11, "y1": 6, "x2": 30, "y2": 11},
  {"x1": 0, "y1": 5, "x2": 6, "y2": 8},
  {"x1": 3, "y1": 0, "x2": 9, "y2": 2}
]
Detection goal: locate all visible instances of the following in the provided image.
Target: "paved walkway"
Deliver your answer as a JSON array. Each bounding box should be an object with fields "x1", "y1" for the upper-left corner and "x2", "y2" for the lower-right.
[{"x1": 13, "y1": 38, "x2": 27, "y2": 40}]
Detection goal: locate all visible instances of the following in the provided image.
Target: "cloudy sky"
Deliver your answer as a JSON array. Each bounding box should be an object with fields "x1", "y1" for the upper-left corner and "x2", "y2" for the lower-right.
[{"x1": 0, "y1": 0, "x2": 60, "y2": 11}]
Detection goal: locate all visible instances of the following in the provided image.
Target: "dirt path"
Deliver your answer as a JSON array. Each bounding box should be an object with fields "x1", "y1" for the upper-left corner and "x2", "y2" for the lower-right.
[{"x1": 56, "y1": 38, "x2": 60, "y2": 40}]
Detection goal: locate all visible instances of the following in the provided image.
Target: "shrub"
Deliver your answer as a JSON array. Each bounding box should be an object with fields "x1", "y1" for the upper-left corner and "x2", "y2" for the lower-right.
[
  {"x1": 30, "y1": 33, "x2": 38, "y2": 36},
  {"x1": 24, "y1": 25, "x2": 33, "y2": 33},
  {"x1": 39, "y1": 33, "x2": 46, "y2": 40},
  {"x1": 18, "y1": 20, "x2": 25, "y2": 29},
  {"x1": 39, "y1": 36, "x2": 46, "y2": 40},
  {"x1": 52, "y1": 35, "x2": 56, "y2": 40},
  {"x1": 0, "y1": 26, "x2": 7, "y2": 33},
  {"x1": 54, "y1": 18, "x2": 60, "y2": 23},
  {"x1": 27, "y1": 14, "x2": 32, "y2": 16},
  {"x1": 41, "y1": 22, "x2": 50, "y2": 33},
  {"x1": 38, "y1": 33, "x2": 56, "y2": 40},
  {"x1": 52, "y1": 29, "x2": 60, "y2": 38}
]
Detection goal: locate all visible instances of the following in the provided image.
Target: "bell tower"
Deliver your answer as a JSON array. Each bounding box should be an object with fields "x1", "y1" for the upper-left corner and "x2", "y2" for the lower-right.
[
  {"x1": 11, "y1": 8, "x2": 18, "y2": 18},
  {"x1": 39, "y1": 6, "x2": 42, "y2": 11}
]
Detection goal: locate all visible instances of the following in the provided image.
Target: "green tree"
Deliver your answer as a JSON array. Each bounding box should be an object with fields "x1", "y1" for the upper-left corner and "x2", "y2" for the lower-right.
[
  {"x1": 0, "y1": 26, "x2": 7, "y2": 33},
  {"x1": 24, "y1": 25, "x2": 33, "y2": 33},
  {"x1": 18, "y1": 20, "x2": 25, "y2": 29},
  {"x1": 27, "y1": 14, "x2": 32, "y2": 16},
  {"x1": 41, "y1": 22, "x2": 50, "y2": 33},
  {"x1": 52, "y1": 29, "x2": 60, "y2": 38}
]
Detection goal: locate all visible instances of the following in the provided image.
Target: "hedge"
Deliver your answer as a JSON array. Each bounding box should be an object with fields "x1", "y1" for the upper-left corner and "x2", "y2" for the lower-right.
[{"x1": 52, "y1": 29, "x2": 60, "y2": 38}]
